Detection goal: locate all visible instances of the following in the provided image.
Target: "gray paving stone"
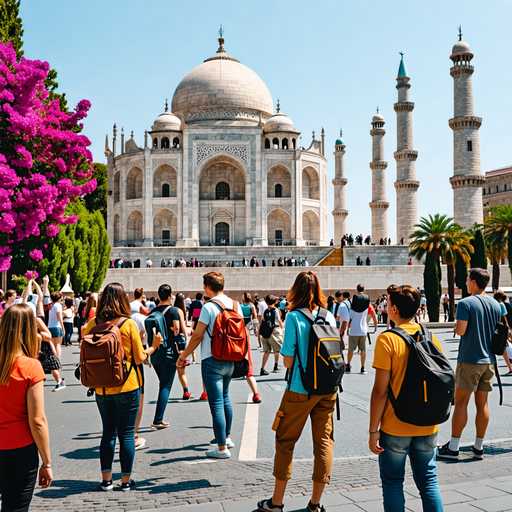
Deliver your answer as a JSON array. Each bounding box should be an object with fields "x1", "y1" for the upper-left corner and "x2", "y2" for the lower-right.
[
  {"x1": 342, "y1": 488, "x2": 383, "y2": 503},
  {"x1": 355, "y1": 499, "x2": 384, "y2": 512},
  {"x1": 440, "y1": 490, "x2": 478, "y2": 505},
  {"x1": 458, "y1": 486, "x2": 508, "y2": 500},
  {"x1": 471, "y1": 495, "x2": 512, "y2": 511}
]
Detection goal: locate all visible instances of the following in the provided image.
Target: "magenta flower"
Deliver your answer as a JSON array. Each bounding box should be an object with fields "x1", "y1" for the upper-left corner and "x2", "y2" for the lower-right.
[
  {"x1": 29, "y1": 249, "x2": 43, "y2": 261},
  {"x1": 24, "y1": 270, "x2": 39, "y2": 280},
  {"x1": 46, "y1": 224, "x2": 59, "y2": 237}
]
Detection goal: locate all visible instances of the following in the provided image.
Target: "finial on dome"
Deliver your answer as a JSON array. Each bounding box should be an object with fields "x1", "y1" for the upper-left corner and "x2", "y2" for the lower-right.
[
  {"x1": 130, "y1": 131, "x2": 134, "y2": 139},
  {"x1": 458, "y1": 25, "x2": 462, "y2": 41},
  {"x1": 312, "y1": 130, "x2": 316, "y2": 140},
  {"x1": 217, "y1": 24, "x2": 225, "y2": 53},
  {"x1": 113, "y1": 123, "x2": 117, "y2": 138},
  {"x1": 377, "y1": 106, "x2": 379, "y2": 114},
  {"x1": 165, "y1": 99, "x2": 168, "y2": 112},
  {"x1": 276, "y1": 99, "x2": 280, "y2": 113},
  {"x1": 340, "y1": 128, "x2": 343, "y2": 137}
]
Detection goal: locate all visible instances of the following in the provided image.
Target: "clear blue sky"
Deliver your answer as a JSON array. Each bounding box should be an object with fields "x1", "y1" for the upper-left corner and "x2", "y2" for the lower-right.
[{"x1": 21, "y1": 0, "x2": 512, "y2": 241}]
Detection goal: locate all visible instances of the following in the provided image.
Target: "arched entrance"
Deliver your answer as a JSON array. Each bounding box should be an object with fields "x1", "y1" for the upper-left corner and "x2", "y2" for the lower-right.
[
  {"x1": 126, "y1": 167, "x2": 143, "y2": 199},
  {"x1": 267, "y1": 208, "x2": 291, "y2": 245},
  {"x1": 153, "y1": 209, "x2": 178, "y2": 245},
  {"x1": 114, "y1": 214, "x2": 120, "y2": 245},
  {"x1": 215, "y1": 222, "x2": 229, "y2": 245},
  {"x1": 302, "y1": 210, "x2": 320, "y2": 243},
  {"x1": 302, "y1": 167, "x2": 320, "y2": 200},
  {"x1": 127, "y1": 210, "x2": 143, "y2": 243}
]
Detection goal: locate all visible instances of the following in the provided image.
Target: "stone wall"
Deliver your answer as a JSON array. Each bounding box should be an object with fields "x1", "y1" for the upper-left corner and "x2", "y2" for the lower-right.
[
  {"x1": 103, "y1": 264, "x2": 511, "y2": 298},
  {"x1": 343, "y1": 246, "x2": 412, "y2": 266}
]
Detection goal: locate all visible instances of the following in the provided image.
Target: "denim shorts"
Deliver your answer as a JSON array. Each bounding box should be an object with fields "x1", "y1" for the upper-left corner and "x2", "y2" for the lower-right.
[{"x1": 49, "y1": 326, "x2": 63, "y2": 338}]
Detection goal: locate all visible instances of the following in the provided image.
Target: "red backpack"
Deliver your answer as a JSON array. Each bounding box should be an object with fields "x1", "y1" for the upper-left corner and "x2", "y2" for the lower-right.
[{"x1": 209, "y1": 299, "x2": 249, "y2": 361}]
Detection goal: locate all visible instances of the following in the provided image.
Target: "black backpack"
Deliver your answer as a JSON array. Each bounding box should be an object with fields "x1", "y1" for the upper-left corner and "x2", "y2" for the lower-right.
[
  {"x1": 259, "y1": 307, "x2": 277, "y2": 338},
  {"x1": 351, "y1": 293, "x2": 370, "y2": 313},
  {"x1": 387, "y1": 325, "x2": 455, "y2": 427},
  {"x1": 293, "y1": 308, "x2": 345, "y2": 397}
]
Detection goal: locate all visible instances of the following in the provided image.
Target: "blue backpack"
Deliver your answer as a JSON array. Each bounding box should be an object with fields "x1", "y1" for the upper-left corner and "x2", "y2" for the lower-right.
[{"x1": 145, "y1": 306, "x2": 179, "y2": 364}]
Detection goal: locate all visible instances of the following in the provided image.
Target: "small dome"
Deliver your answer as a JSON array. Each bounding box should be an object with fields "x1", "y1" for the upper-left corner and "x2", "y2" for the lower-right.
[
  {"x1": 263, "y1": 112, "x2": 295, "y2": 133},
  {"x1": 335, "y1": 137, "x2": 345, "y2": 146},
  {"x1": 151, "y1": 111, "x2": 181, "y2": 131},
  {"x1": 372, "y1": 113, "x2": 384, "y2": 123},
  {"x1": 452, "y1": 40, "x2": 471, "y2": 55}
]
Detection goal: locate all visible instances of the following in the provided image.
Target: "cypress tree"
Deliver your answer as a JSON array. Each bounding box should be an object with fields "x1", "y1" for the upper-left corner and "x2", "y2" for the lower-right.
[
  {"x1": 424, "y1": 251, "x2": 441, "y2": 322},
  {"x1": 470, "y1": 229, "x2": 487, "y2": 269},
  {"x1": 0, "y1": 0, "x2": 24, "y2": 58},
  {"x1": 455, "y1": 251, "x2": 469, "y2": 297}
]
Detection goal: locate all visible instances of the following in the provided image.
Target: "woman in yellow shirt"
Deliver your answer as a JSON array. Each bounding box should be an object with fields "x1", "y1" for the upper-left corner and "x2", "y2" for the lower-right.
[
  {"x1": 84, "y1": 283, "x2": 162, "y2": 492},
  {"x1": 369, "y1": 285, "x2": 443, "y2": 512}
]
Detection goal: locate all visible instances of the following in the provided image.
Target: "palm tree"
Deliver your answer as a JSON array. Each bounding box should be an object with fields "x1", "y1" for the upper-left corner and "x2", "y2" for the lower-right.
[
  {"x1": 484, "y1": 222, "x2": 508, "y2": 291},
  {"x1": 484, "y1": 205, "x2": 512, "y2": 278},
  {"x1": 409, "y1": 214, "x2": 455, "y2": 289},
  {"x1": 442, "y1": 226, "x2": 474, "y2": 321}
]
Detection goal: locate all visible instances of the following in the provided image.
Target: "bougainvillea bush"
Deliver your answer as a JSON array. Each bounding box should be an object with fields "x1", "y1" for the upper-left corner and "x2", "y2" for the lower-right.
[{"x1": 0, "y1": 41, "x2": 96, "y2": 272}]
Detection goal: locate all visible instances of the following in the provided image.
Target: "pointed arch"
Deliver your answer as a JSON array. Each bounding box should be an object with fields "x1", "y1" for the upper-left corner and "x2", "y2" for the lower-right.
[
  {"x1": 267, "y1": 165, "x2": 291, "y2": 198},
  {"x1": 302, "y1": 209, "x2": 320, "y2": 241},
  {"x1": 126, "y1": 167, "x2": 143, "y2": 199},
  {"x1": 302, "y1": 166, "x2": 320, "y2": 200},
  {"x1": 153, "y1": 208, "x2": 178, "y2": 242},
  {"x1": 268, "y1": 208, "x2": 291, "y2": 245},
  {"x1": 153, "y1": 164, "x2": 177, "y2": 197},
  {"x1": 127, "y1": 210, "x2": 143, "y2": 242}
]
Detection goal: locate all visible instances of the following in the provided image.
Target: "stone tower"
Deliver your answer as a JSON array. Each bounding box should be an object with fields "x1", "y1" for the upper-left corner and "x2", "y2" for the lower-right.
[
  {"x1": 369, "y1": 111, "x2": 389, "y2": 242},
  {"x1": 449, "y1": 32, "x2": 484, "y2": 229},
  {"x1": 332, "y1": 131, "x2": 348, "y2": 243},
  {"x1": 394, "y1": 54, "x2": 419, "y2": 245}
]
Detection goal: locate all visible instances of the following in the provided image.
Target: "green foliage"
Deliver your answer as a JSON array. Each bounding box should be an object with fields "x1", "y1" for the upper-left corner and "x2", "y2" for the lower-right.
[
  {"x1": 36, "y1": 202, "x2": 111, "y2": 293},
  {"x1": 0, "y1": 0, "x2": 23, "y2": 58},
  {"x1": 83, "y1": 163, "x2": 107, "y2": 221},
  {"x1": 484, "y1": 205, "x2": 512, "y2": 278},
  {"x1": 470, "y1": 229, "x2": 487, "y2": 269},
  {"x1": 424, "y1": 251, "x2": 440, "y2": 322},
  {"x1": 12, "y1": 275, "x2": 27, "y2": 295},
  {"x1": 455, "y1": 251, "x2": 469, "y2": 297}
]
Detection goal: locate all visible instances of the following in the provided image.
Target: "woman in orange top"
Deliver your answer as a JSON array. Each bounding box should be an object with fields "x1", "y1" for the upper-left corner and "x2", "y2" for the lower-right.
[
  {"x1": 0, "y1": 304, "x2": 52, "y2": 512},
  {"x1": 84, "y1": 283, "x2": 163, "y2": 492}
]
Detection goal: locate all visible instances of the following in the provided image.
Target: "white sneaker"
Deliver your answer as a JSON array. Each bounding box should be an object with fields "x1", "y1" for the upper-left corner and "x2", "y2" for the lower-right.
[
  {"x1": 205, "y1": 446, "x2": 231, "y2": 459},
  {"x1": 210, "y1": 438, "x2": 235, "y2": 448}
]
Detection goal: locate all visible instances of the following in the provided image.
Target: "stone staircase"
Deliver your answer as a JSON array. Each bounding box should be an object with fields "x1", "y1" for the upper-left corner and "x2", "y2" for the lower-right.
[{"x1": 316, "y1": 247, "x2": 343, "y2": 266}]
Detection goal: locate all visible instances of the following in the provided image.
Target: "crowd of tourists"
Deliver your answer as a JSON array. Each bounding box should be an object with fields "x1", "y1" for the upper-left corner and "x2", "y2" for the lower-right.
[{"x1": 0, "y1": 266, "x2": 508, "y2": 512}]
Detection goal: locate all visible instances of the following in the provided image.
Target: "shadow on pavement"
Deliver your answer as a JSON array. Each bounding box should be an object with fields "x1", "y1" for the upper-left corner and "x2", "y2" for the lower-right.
[{"x1": 61, "y1": 446, "x2": 99, "y2": 459}]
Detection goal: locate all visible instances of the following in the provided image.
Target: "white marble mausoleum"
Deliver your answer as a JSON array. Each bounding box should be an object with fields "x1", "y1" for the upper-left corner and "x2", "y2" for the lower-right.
[{"x1": 106, "y1": 35, "x2": 329, "y2": 248}]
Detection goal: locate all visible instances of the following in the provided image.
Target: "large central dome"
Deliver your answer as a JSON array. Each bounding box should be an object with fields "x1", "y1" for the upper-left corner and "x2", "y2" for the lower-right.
[{"x1": 171, "y1": 38, "x2": 273, "y2": 118}]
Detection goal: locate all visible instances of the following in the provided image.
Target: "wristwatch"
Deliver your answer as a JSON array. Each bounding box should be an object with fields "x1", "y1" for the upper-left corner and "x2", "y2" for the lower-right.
[{"x1": 41, "y1": 463, "x2": 52, "y2": 468}]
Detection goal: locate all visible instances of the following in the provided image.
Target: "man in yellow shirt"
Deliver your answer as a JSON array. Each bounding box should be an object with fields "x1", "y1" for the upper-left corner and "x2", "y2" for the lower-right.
[{"x1": 368, "y1": 285, "x2": 443, "y2": 512}]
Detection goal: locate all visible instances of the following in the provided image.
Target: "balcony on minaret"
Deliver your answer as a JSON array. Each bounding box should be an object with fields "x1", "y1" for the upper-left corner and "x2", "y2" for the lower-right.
[{"x1": 393, "y1": 101, "x2": 415, "y2": 113}]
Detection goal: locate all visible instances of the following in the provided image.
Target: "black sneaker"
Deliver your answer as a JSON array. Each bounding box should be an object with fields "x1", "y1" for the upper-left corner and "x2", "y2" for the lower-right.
[
  {"x1": 273, "y1": 364, "x2": 281, "y2": 373},
  {"x1": 360, "y1": 366, "x2": 367, "y2": 374},
  {"x1": 257, "y1": 498, "x2": 284, "y2": 511},
  {"x1": 437, "y1": 442, "x2": 459, "y2": 460},
  {"x1": 260, "y1": 368, "x2": 269, "y2": 376},
  {"x1": 121, "y1": 479, "x2": 135, "y2": 492},
  {"x1": 345, "y1": 363, "x2": 351, "y2": 373},
  {"x1": 100, "y1": 479, "x2": 113, "y2": 491},
  {"x1": 307, "y1": 501, "x2": 326, "y2": 512},
  {"x1": 471, "y1": 445, "x2": 484, "y2": 460}
]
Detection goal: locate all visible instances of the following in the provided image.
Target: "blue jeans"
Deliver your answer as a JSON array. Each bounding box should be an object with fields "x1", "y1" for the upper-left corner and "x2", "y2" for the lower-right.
[
  {"x1": 379, "y1": 431, "x2": 443, "y2": 512},
  {"x1": 63, "y1": 323, "x2": 73, "y2": 345},
  {"x1": 202, "y1": 357, "x2": 234, "y2": 447},
  {"x1": 96, "y1": 389, "x2": 140, "y2": 476},
  {"x1": 153, "y1": 363, "x2": 177, "y2": 424}
]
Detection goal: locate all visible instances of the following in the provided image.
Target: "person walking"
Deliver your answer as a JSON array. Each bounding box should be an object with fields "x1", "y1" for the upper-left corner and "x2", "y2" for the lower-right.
[
  {"x1": 241, "y1": 292, "x2": 258, "y2": 334},
  {"x1": 437, "y1": 268, "x2": 502, "y2": 461},
  {"x1": 189, "y1": 293, "x2": 204, "y2": 333},
  {"x1": 257, "y1": 271, "x2": 338, "y2": 512},
  {"x1": 369, "y1": 285, "x2": 444, "y2": 511},
  {"x1": 0, "y1": 304, "x2": 53, "y2": 511},
  {"x1": 259, "y1": 295, "x2": 284, "y2": 375},
  {"x1": 345, "y1": 284, "x2": 377, "y2": 374},
  {"x1": 84, "y1": 283, "x2": 163, "y2": 492},
  {"x1": 441, "y1": 293, "x2": 449, "y2": 322},
  {"x1": 174, "y1": 293, "x2": 192, "y2": 400},
  {"x1": 177, "y1": 272, "x2": 242, "y2": 459},
  {"x1": 47, "y1": 291, "x2": 65, "y2": 361},
  {"x1": 145, "y1": 285, "x2": 182, "y2": 428},
  {"x1": 62, "y1": 297, "x2": 75, "y2": 347}
]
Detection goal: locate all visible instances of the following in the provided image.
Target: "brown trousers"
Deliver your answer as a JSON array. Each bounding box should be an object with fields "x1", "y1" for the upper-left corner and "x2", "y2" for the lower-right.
[{"x1": 273, "y1": 390, "x2": 337, "y2": 483}]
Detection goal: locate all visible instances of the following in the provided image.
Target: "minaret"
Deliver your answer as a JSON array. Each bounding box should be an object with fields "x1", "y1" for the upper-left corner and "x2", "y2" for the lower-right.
[
  {"x1": 332, "y1": 130, "x2": 348, "y2": 242},
  {"x1": 449, "y1": 28, "x2": 484, "y2": 229},
  {"x1": 369, "y1": 110, "x2": 389, "y2": 242},
  {"x1": 394, "y1": 53, "x2": 419, "y2": 245}
]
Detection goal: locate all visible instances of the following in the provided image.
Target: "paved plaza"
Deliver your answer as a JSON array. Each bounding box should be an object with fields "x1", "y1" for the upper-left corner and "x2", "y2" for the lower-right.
[{"x1": 29, "y1": 327, "x2": 512, "y2": 512}]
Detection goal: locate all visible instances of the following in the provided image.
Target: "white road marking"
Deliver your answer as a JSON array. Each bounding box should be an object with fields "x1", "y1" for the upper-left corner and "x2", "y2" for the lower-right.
[{"x1": 238, "y1": 393, "x2": 259, "y2": 461}]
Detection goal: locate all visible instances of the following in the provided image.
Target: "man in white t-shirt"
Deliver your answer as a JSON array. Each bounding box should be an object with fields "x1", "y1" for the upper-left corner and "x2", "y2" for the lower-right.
[
  {"x1": 177, "y1": 272, "x2": 242, "y2": 460},
  {"x1": 345, "y1": 284, "x2": 377, "y2": 375},
  {"x1": 257, "y1": 298, "x2": 268, "y2": 348}
]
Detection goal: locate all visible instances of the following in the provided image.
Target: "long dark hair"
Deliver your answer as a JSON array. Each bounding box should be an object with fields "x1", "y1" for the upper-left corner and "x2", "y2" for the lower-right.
[
  {"x1": 174, "y1": 293, "x2": 187, "y2": 316},
  {"x1": 288, "y1": 271, "x2": 326, "y2": 312},
  {"x1": 96, "y1": 283, "x2": 130, "y2": 321},
  {"x1": 326, "y1": 294, "x2": 335, "y2": 312}
]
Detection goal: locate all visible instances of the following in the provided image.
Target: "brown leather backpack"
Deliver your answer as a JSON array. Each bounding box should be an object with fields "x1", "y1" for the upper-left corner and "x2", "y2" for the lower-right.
[{"x1": 80, "y1": 317, "x2": 133, "y2": 389}]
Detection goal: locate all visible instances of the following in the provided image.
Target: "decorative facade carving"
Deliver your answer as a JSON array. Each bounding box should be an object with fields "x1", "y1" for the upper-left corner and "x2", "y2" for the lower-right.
[
  {"x1": 301, "y1": 160, "x2": 320, "y2": 172},
  {"x1": 266, "y1": 160, "x2": 292, "y2": 172},
  {"x1": 185, "y1": 109, "x2": 269, "y2": 123},
  {"x1": 126, "y1": 205, "x2": 142, "y2": 215},
  {"x1": 128, "y1": 160, "x2": 144, "y2": 170},
  {"x1": 211, "y1": 208, "x2": 234, "y2": 218},
  {"x1": 152, "y1": 204, "x2": 178, "y2": 216},
  {"x1": 152, "y1": 159, "x2": 179, "y2": 170},
  {"x1": 196, "y1": 144, "x2": 249, "y2": 166},
  {"x1": 267, "y1": 204, "x2": 292, "y2": 215},
  {"x1": 302, "y1": 205, "x2": 320, "y2": 216}
]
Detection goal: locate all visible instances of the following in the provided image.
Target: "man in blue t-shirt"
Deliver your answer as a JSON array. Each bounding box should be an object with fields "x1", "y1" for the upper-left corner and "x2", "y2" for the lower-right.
[{"x1": 438, "y1": 268, "x2": 502, "y2": 461}]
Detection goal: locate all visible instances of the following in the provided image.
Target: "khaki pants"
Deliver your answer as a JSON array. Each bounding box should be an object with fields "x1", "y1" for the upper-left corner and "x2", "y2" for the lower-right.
[{"x1": 273, "y1": 390, "x2": 336, "y2": 482}]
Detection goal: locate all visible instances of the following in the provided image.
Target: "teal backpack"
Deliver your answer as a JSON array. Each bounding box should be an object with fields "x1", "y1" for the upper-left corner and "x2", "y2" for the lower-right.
[{"x1": 144, "y1": 306, "x2": 179, "y2": 364}]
